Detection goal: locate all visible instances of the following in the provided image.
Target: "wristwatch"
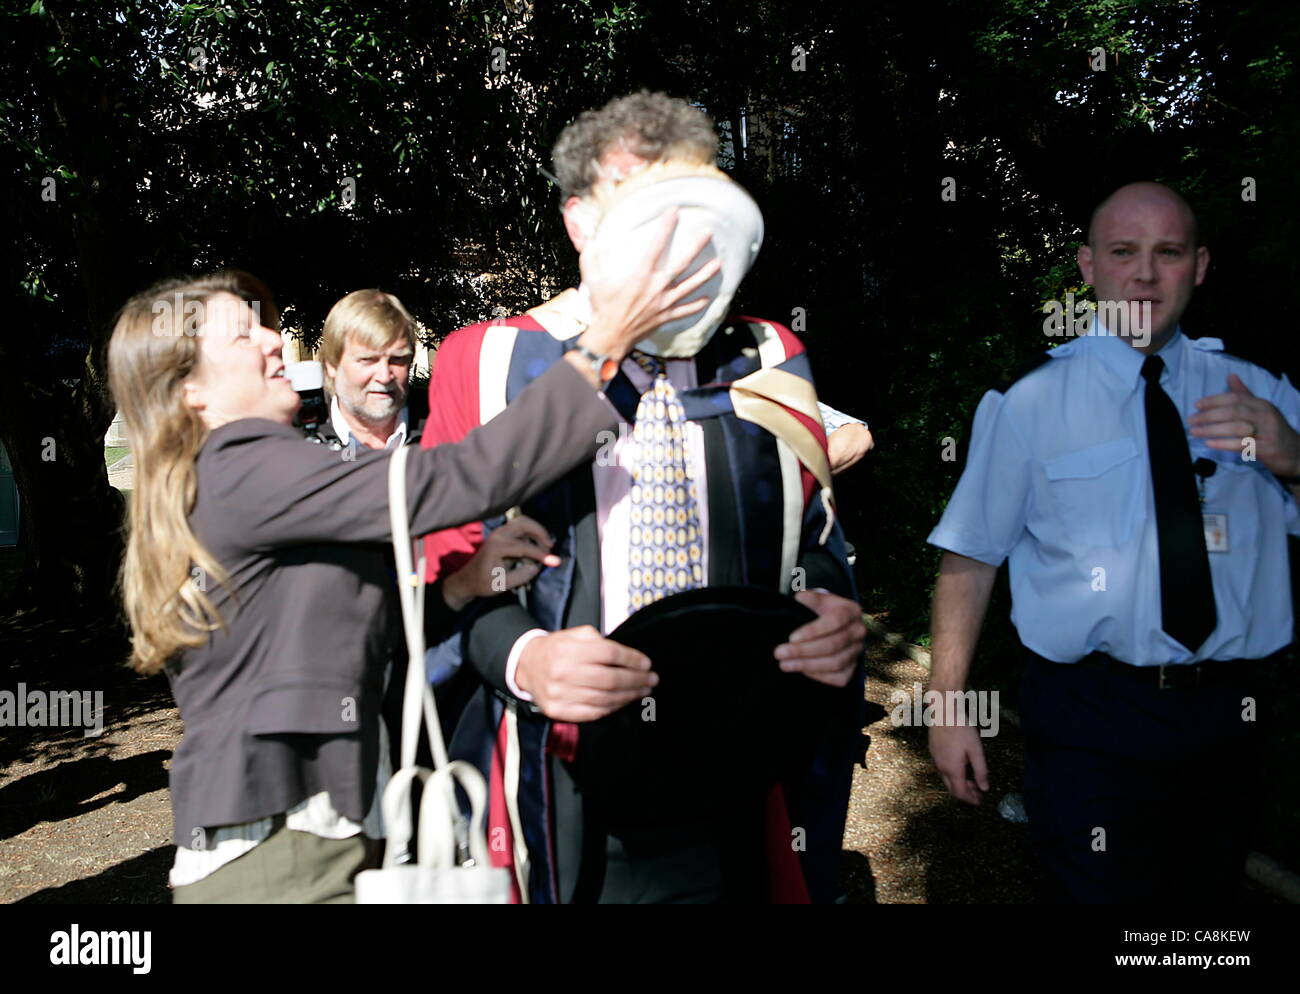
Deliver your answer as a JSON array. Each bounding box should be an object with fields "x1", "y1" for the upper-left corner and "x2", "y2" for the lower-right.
[{"x1": 566, "y1": 340, "x2": 619, "y2": 385}]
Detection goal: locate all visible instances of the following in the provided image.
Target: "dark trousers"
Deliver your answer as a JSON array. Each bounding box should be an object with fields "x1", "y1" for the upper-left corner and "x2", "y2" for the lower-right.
[
  {"x1": 1019, "y1": 652, "x2": 1261, "y2": 904},
  {"x1": 572, "y1": 800, "x2": 766, "y2": 904},
  {"x1": 597, "y1": 825, "x2": 728, "y2": 904},
  {"x1": 595, "y1": 817, "x2": 772, "y2": 904}
]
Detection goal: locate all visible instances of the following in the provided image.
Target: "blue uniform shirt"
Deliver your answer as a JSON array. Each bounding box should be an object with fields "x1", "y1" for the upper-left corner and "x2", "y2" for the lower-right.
[{"x1": 928, "y1": 325, "x2": 1300, "y2": 665}]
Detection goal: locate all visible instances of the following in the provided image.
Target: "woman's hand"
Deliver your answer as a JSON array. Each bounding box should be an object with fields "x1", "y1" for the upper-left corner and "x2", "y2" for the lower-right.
[
  {"x1": 577, "y1": 207, "x2": 723, "y2": 361},
  {"x1": 440, "y1": 515, "x2": 560, "y2": 612}
]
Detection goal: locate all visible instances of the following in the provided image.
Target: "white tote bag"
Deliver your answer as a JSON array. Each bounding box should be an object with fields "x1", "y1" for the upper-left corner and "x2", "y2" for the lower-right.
[{"x1": 355, "y1": 446, "x2": 513, "y2": 904}]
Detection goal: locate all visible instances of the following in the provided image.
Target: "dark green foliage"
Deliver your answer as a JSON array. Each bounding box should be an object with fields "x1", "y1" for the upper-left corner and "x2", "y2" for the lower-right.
[{"x1": 1, "y1": 0, "x2": 1297, "y2": 644}]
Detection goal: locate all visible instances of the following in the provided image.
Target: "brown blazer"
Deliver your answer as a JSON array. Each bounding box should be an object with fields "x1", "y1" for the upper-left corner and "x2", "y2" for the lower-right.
[{"x1": 166, "y1": 360, "x2": 614, "y2": 846}]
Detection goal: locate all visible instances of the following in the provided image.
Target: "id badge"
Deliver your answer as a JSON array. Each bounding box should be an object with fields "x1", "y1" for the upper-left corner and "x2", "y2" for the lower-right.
[{"x1": 1203, "y1": 512, "x2": 1229, "y2": 553}]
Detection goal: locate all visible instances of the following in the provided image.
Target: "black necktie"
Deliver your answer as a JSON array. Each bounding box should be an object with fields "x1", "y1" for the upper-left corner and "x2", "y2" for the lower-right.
[{"x1": 1141, "y1": 355, "x2": 1217, "y2": 653}]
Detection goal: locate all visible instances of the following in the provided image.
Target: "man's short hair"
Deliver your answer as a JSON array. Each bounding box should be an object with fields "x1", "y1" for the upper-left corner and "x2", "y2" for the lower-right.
[
  {"x1": 319, "y1": 289, "x2": 416, "y2": 376},
  {"x1": 551, "y1": 90, "x2": 718, "y2": 200},
  {"x1": 1085, "y1": 182, "x2": 1201, "y2": 248}
]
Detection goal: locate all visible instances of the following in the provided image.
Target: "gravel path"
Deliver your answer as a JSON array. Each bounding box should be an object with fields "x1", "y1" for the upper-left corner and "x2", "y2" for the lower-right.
[
  {"x1": 839, "y1": 643, "x2": 1043, "y2": 903},
  {"x1": 0, "y1": 623, "x2": 1283, "y2": 903},
  {"x1": 0, "y1": 648, "x2": 176, "y2": 904}
]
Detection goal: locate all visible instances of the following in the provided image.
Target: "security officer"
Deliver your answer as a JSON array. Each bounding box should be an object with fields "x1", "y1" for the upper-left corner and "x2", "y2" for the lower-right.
[{"x1": 925, "y1": 181, "x2": 1300, "y2": 902}]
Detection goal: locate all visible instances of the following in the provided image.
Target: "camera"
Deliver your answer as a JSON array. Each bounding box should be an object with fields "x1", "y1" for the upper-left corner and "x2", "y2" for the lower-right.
[{"x1": 287, "y1": 361, "x2": 335, "y2": 446}]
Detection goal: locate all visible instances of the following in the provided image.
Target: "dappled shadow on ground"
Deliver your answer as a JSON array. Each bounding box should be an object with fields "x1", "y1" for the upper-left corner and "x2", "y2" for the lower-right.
[
  {"x1": 15, "y1": 846, "x2": 172, "y2": 904},
  {"x1": 0, "y1": 593, "x2": 130, "y2": 663},
  {"x1": 0, "y1": 680, "x2": 173, "y2": 772},
  {"x1": 0, "y1": 750, "x2": 170, "y2": 842},
  {"x1": 839, "y1": 850, "x2": 877, "y2": 904},
  {"x1": 1, "y1": 602, "x2": 178, "y2": 904},
  {"x1": 839, "y1": 703, "x2": 884, "y2": 903},
  {"x1": 851, "y1": 648, "x2": 1043, "y2": 903},
  {"x1": 0, "y1": 603, "x2": 171, "y2": 772},
  {"x1": 861, "y1": 638, "x2": 1298, "y2": 904}
]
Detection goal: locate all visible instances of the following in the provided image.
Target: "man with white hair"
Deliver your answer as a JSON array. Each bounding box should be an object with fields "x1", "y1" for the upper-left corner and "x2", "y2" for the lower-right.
[{"x1": 420, "y1": 91, "x2": 866, "y2": 904}]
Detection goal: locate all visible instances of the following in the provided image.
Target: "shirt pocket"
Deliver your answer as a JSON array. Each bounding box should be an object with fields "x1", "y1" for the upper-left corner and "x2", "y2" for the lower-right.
[
  {"x1": 1043, "y1": 437, "x2": 1144, "y2": 547},
  {"x1": 1201, "y1": 459, "x2": 1263, "y2": 554}
]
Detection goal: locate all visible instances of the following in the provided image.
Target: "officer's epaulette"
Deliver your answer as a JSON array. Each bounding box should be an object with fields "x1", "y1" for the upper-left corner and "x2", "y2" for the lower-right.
[
  {"x1": 989, "y1": 350, "x2": 1055, "y2": 395},
  {"x1": 946, "y1": 350, "x2": 1055, "y2": 477},
  {"x1": 1192, "y1": 336, "x2": 1288, "y2": 382}
]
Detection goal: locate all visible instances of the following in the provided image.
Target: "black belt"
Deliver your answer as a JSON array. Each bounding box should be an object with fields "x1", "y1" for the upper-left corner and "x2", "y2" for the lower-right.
[{"x1": 1032, "y1": 651, "x2": 1257, "y2": 691}]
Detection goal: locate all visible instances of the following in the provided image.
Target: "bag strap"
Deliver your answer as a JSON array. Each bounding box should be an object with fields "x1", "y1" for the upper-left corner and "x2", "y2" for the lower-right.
[
  {"x1": 418, "y1": 762, "x2": 493, "y2": 870},
  {"x1": 377, "y1": 765, "x2": 430, "y2": 869},
  {"x1": 387, "y1": 445, "x2": 449, "y2": 771},
  {"x1": 385, "y1": 446, "x2": 501, "y2": 879}
]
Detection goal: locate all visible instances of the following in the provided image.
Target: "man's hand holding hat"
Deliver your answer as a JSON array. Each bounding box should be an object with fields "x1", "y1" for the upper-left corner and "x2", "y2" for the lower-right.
[{"x1": 774, "y1": 590, "x2": 866, "y2": 688}]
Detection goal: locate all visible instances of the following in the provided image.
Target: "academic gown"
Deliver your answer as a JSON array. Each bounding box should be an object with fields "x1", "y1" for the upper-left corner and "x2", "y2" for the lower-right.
[{"x1": 420, "y1": 306, "x2": 864, "y2": 903}]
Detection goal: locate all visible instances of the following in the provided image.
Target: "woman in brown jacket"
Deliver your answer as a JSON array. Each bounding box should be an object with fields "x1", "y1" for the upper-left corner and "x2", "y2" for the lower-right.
[{"x1": 107, "y1": 218, "x2": 716, "y2": 902}]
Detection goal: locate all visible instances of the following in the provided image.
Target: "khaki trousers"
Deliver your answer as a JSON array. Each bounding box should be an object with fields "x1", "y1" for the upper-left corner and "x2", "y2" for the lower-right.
[{"x1": 173, "y1": 817, "x2": 383, "y2": 904}]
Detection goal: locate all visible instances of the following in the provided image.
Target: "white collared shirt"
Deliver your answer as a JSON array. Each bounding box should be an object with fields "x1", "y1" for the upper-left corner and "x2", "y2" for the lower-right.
[
  {"x1": 928, "y1": 324, "x2": 1300, "y2": 665},
  {"x1": 330, "y1": 397, "x2": 409, "y2": 450}
]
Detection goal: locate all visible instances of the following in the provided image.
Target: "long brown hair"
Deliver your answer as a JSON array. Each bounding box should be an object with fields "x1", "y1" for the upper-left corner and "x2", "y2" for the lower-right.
[{"x1": 108, "y1": 271, "x2": 279, "y2": 674}]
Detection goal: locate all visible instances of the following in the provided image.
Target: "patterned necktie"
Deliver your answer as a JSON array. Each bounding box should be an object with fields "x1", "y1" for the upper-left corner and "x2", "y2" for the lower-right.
[
  {"x1": 627, "y1": 351, "x2": 705, "y2": 612},
  {"x1": 1141, "y1": 355, "x2": 1217, "y2": 652}
]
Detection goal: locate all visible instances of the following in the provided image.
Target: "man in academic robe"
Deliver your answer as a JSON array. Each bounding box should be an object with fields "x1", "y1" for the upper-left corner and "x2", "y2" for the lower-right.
[{"x1": 420, "y1": 91, "x2": 867, "y2": 903}]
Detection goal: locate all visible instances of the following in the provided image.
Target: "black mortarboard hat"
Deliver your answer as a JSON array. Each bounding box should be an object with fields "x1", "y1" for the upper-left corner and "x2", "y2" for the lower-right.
[{"x1": 569, "y1": 586, "x2": 844, "y2": 833}]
